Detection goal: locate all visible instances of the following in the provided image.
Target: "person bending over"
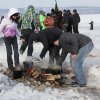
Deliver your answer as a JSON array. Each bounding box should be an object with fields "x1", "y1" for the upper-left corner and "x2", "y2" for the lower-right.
[{"x1": 54, "y1": 33, "x2": 94, "y2": 87}]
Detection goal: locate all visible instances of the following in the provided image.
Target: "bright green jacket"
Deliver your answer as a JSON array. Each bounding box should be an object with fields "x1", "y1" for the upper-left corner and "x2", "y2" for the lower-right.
[{"x1": 39, "y1": 14, "x2": 46, "y2": 30}]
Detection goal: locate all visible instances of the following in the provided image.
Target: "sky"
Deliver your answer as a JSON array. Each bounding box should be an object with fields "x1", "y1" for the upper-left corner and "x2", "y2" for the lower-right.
[{"x1": 0, "y1": 0, "x2": 100, "y2": 9}]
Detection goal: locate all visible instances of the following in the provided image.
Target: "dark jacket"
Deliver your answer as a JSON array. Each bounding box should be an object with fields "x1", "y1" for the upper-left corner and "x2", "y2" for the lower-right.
[
  {"x1": 51, "y1": 11, "x2": 63, "y2": 29},
  {"x1": 63, "y1": 13, "x2": 70, "y2": 25},
  {"x1": 57, "y1": 11, "x2": 63, "y2": 29},
  {"x1": 29, "y1": 27, "x2": 62, "y2": 58},
  {"x1": 72, "y1": 12, "x2": 80, "y2": 25},
  {"x1": 51, "y1": 12, "x2": 58, "y2": 27},
  {"x1": 57, "y1": 33, "x2": 92, "y2": 65}
]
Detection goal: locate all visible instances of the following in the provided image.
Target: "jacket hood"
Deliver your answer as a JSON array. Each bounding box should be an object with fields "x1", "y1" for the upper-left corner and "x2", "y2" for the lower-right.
[{"x1": 8, "y1": 8, "x2": 19, "y2": 18}]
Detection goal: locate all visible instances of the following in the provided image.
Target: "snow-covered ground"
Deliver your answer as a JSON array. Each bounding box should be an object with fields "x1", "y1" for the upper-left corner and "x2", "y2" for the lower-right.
[{"x1": 0, "y1": 14, "x2": 100, "y2": 100}]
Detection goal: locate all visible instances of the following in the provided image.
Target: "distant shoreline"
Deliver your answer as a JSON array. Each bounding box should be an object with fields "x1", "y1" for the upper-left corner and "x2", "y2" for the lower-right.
[{"x1": 0, "y1": 6, "x2": 100, "y2": 15}]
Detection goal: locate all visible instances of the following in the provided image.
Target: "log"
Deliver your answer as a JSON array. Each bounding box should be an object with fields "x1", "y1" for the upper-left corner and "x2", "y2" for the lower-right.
[{"x1": 41, "y1": 68, "x2": 63, "y2": 75}]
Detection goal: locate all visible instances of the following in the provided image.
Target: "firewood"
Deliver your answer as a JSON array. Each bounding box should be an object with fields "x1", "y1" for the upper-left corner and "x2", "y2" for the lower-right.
[
  {"x1": 46, "y1": 74, "x2": 55, "y2": 81},
  {"x1": 53, "y1": 75, "x2": 61, "y2": 79}
]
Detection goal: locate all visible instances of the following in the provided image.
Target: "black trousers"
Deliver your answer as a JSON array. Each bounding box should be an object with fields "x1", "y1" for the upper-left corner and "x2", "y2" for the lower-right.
[
  {"x1": 63, "y1": 24, "x2": 72, "y2": 33},
  {"x1": 20, "y1": 29, "x2": 33, "y2": 56},
  {"x1": 4, "y1": 36, "x2": 19, "y2": 70},
  {"x1": 67, "y1": 25, "x2": 72, "y2": 33},
  {"x1": 73, "y1": 24, "x2": 79, "y2": 33},
  {"x1": 49, "y1": 46, "x2": 60, "y2": 66}
]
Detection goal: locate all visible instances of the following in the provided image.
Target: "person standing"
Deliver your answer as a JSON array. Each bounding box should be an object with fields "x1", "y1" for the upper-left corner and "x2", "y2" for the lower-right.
[
  {"x1": 54, "y1": 33, "x2": 94, "y2": 87},
  {"x1": 72, "y1": 9, "x2": 80, "y2": 33},
  {"x1": 39, "y1": 11, "x2": 46, "y2": 30},
  {"x1": 51, "y1": 9, "x2": 58, "y2": 28},
  {"x1": 62, "y1": 9, "x2": 72, "y2": 33},
  {"x1": 89, "y1": 21, "x2": 94, "y2": 30},
  {"x1": 0, "y1": 8, "x2": 21, "y2": 71},
  {"x1": 20, "y1": 5, "x2": 35, "y2": 56}
]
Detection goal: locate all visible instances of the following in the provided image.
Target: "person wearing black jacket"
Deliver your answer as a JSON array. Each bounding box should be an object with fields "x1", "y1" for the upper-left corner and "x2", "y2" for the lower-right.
[
  {"x1": 29, "y1": 27, "x2": 62, "y2": 65},
  {"x1": 63, "y1": 9, "x2": 73, "y2": 33},
  {"x1": 51, "y1": 9, "x2": 63, "y2": 29},
  {"x1": 89, "y1": 21, "x2": 94, "y2": 30},
  {"x1": 72, "y1": 9, "x2": 80, "y2": 33},
  {"x1": 54, "y1": 33, "x2": 94, "y2": 86},
  {"x1": 51, "y1": 9, "x2": 58, "y2": 28}
]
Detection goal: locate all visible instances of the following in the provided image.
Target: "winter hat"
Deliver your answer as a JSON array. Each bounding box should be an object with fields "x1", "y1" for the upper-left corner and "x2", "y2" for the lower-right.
[
  {"x1": 73, "y1": 9, "x2": 77, "y2": 12},
  {"x1": 8, "y1": 8, "x2": 19, "y2": 18}
]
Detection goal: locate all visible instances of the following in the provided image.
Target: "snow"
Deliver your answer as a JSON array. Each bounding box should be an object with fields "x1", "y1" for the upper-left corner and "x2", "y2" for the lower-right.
[{"x1": 0, "y1": 14, "x2": 100, "y2": 100}]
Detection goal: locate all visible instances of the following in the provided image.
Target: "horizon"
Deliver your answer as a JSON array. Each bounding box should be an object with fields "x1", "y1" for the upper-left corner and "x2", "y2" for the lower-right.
[
  {"x1": 0, "y1": 6, "x2": 100, "y2": 9},
  {"x1": 0, "y1": 6, "x2": 100, "y2": 16},
  {"x1": 0, "y1": 0, "x2": 100, "y2": 9}
]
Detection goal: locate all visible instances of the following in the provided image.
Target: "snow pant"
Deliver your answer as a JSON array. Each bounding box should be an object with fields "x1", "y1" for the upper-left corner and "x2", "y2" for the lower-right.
[
  {"x1": 4, "y1": 36, "x2": 19, "y2": 70},
  {"x1": 70, "y1": 41, "x2": 94, "y2": 85},
  {"x1": 49, "y1": 46, "x2": 60, "y2": 66},
  {"x1": 73, "y1": 24, "x2": 79, "y2": 33},
  {"x1": 20, "y1": 29, "x2": 33, "y2": 56}
]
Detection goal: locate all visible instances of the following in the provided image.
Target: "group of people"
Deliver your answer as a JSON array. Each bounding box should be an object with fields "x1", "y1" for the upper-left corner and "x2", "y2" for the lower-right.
[
  {"x1": 38, "y1": 8, "x2": 80, "y2": 33},
  {"x1": 0, "y1": 5, "x2": 94, "y2": 87},
  {"x1": 62, "y1": 9, "x2": 80, "y2": 33}
]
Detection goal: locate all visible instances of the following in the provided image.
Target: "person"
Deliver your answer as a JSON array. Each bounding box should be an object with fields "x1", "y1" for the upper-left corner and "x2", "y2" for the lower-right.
[
  {"x1": 43, "y1": 13, "x2": 54, "y2": 29},
  {"x1": 62, "y1": 9, "x2": 73, "y2": 33},
  {"x1": 54, "y1": 33, "x2": 94, "y2": 87},
  {"x1": 39, "y1": 11, "x2": 46, "y2": 30},
  {"x1": 72, "y1": 9, "x2": 80, "y2": 33},
  {"x1": 51, "y1": 9, "x2": 63, "y2": 29},
  {"x1": 0, "y1": 8, "x2": 21, "y2": 71},
  {"x1": 20, "y1": 5, "x2": 35, "y2": 56},
  {"x1": 29, "y1": 27, "x2": 62, "y2": 66},
  {"x1": 89, "y1": 21, "x2": 94, "y2": 30},
  {"x1": 51, "y1": 9, "x2": 58, "y2": 28},
  {"x1": 67, "y1": 10, "x2": 73, "y2": 33},
  {"x1": 34, "y1": 13, "x2": 40, "y2": 32},
  {"x1": 57, "y1": 10, "x2": 63, "y2": 29}
]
